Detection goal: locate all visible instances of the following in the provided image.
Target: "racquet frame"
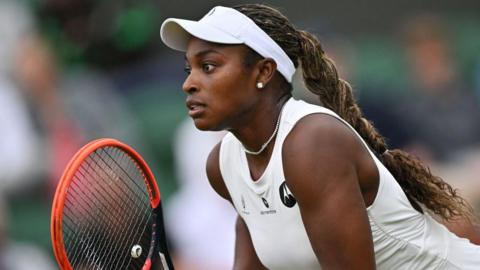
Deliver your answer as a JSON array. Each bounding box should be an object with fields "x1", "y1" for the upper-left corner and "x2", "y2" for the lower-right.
[{"x1": 51, "y1": 138, "x2": 163, "y2": 270}]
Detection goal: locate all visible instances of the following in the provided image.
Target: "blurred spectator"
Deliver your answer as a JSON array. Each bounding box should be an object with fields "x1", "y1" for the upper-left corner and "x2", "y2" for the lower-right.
[
  {"x1": 14, "y1": 34, "x2": 84, "y2": 189},
  {"x1": 166, "y1": 118, "x2": 236, "y2": 270},
  {"x1": 0, "y1": 0, "x2": 45, "y2": 195},
  {"x1": 395, "y1": 14, "x2": 480, "y2": 162},
  {"x1": 13, "y1": 31, "x2": 143, "y2": 193}
]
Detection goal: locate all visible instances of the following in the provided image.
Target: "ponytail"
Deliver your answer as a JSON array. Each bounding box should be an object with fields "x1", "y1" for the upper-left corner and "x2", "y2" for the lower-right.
[{"x1": 298, "y1": 30, "x2": 475, "y2": 222}]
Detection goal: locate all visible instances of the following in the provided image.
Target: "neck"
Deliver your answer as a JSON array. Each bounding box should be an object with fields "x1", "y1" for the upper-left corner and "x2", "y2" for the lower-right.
[{"x1": 230, "y1": 93, "x2": 291, "y2": 156}]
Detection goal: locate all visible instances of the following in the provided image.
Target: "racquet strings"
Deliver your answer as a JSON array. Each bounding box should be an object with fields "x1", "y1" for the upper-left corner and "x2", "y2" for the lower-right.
[{"x1": 62, "y1": 146, "x2": 154, "y2": 269}]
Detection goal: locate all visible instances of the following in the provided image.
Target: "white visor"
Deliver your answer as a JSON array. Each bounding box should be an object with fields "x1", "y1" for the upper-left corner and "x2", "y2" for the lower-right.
[{"x1": 160, "y1": 6, "x2": 296, "y2": 83}]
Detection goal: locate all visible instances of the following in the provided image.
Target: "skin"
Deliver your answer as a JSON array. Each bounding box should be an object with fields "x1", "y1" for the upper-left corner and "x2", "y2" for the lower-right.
[{"x1": 184, "y1": 37, "x2": 378, "y2": 269}]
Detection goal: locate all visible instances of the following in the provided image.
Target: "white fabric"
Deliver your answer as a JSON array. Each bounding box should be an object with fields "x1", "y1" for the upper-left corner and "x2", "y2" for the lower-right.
[
  {"x1": 166, "y1": 118, "x2": 236, "y2": 268},
  {"x1": 160, "y1": 6, "x2": 296, "y2": 82},
  {"x1": 0, "y1": 77, "x2": 41, "y2": 193},
  {"x1": 219, "y1": 97, "x2": 480, "y2": 269}
]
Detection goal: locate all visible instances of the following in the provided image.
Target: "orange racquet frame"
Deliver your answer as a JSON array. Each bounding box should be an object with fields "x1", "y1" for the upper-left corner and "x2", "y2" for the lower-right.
[{"x1": 51, "y1": 138, "x2": 161, "y2": 270}]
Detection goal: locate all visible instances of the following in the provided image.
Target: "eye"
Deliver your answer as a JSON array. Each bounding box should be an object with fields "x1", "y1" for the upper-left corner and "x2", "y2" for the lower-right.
[
  {"x1": 184, "y1": 65, "x2": 191, "y2": 74},
  {"x1": 202, "y1": 63, "x2": 215, "y2": 73}
]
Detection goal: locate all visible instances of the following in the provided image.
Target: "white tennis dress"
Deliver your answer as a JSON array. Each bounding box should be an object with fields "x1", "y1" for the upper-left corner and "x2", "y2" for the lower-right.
[{"x1": 219, "y1": 97, "x2": 480, "y2": 270}]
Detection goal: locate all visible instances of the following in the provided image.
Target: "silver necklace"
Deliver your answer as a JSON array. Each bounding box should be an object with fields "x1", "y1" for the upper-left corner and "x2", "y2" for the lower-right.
[{"x1": 242, "y1": 107, "x2": 284, "y2": 155}]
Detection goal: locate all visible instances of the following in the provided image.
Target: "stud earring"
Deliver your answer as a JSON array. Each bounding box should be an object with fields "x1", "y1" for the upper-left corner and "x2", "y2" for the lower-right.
[{"x1": 256, "y1": 82, "x2": 264, "y2": 89}]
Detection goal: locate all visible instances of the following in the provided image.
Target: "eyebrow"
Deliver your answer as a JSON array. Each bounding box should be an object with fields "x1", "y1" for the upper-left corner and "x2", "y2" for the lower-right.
[{"x1": 185, "y1": 49, "x2": 225, "y2": 61}]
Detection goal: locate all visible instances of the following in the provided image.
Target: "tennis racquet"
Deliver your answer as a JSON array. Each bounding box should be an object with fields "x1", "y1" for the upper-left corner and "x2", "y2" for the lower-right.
[{"x1": 51, "y1": 138, "x2": 175, "y2": 270}]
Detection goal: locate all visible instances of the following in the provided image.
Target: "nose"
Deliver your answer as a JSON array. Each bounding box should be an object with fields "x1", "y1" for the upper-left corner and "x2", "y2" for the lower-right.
[{"x1": 182, "y1": 73, "x2": 199, "y2": 94}]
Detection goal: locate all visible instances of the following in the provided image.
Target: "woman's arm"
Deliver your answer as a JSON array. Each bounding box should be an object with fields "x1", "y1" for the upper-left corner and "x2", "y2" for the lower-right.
[
  {"x1": 283, "y1": 113, "x2": 377, "y2": 269},
  {"x1": 206, "y1": 143, "x2": 267, "y2": 269},
  {"x1": 205, "y1": 143, "x2": 231, "y2": 200}
]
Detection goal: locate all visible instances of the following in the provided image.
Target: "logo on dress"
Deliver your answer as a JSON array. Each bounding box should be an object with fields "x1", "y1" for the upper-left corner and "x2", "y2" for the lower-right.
[
  {"x1": 240, "y1": 195, "x2": 250, "y2": 215},
  {"x1": 261, "y1": 197, "x2": 269, "y2": 208},
  {"x1": 279, "y1": 181, "x2": 296, "y2": 208},
  {"x1": 260, "y1": 197, "x2": 276, "y2": 215}
]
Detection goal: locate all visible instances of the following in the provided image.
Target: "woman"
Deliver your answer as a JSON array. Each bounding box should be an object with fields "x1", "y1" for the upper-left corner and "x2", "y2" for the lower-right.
[{"x1": 160, "y1": 4, "x2": 480, "y2": 269}]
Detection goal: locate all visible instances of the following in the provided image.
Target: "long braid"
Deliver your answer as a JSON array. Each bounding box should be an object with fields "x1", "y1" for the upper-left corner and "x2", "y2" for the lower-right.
[
  {"x1": 297, "y1": 30, "x2": 389, "y2": 155},
  {"x1": 234, "y1": 3, "x2": 476, "y2": 222}
]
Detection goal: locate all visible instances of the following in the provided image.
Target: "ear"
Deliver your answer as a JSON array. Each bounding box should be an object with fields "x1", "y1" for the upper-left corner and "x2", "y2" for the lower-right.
[{"x1": 255, "y1": 58, "x2": 277, "y2": 89}]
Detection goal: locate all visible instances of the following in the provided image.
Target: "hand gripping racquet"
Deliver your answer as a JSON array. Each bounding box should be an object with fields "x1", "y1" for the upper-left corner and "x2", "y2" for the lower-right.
[{"x1": 51, "y1": 138, "x2": 175, "y2": 270}]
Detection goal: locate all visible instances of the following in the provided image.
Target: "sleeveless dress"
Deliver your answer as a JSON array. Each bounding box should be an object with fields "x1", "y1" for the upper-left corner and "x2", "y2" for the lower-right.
[{"x1": 219, "y1": 97, "x2": 480, "y2": 269}]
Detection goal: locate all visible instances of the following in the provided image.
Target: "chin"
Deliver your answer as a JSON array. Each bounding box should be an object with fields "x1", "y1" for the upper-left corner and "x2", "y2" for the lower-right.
[{"x1": 192, "y1": 118, "x2": 223, "y2": 131}]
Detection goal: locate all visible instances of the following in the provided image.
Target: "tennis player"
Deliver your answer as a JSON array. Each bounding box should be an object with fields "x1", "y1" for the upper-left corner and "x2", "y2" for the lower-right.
[{"x1": 160, "y1": 4, "x2": 480, "y2": 269}]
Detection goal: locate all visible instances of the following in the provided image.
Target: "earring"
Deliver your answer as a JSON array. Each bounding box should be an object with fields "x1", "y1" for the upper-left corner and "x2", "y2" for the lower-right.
[{"x1": 256, "y1": 82, "x2": 264, "y2": 89}]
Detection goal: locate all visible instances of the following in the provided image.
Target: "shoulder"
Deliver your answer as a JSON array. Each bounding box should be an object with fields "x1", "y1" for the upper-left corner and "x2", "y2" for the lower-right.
[
  {"x1": 283, "y1": 112, "x2": 363, "y2": 165},
  {"x1": 281, "y1": 113, "x2": 366, "y2": 198},
  {"x1": 280, "y1": 113, "x2": 378, "y2": 268},
  {"x1": 206, "y1": 142, "x2": 232, "y2": 202}
]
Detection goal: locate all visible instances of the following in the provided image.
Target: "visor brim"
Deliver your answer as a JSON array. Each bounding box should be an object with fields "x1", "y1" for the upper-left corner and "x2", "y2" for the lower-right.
[{"x1": 160, "y1": 18, "x2": 243, "y2": 51}]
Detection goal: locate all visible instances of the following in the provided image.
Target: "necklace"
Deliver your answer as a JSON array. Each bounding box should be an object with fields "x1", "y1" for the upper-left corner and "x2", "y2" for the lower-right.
[{"x1": 242, "y1": 106, "x2": 284, "y2": 155}]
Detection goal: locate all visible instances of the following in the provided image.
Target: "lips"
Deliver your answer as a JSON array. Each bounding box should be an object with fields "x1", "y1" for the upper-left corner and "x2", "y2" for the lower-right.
[{"x1": 186, "y1": 98, "x2": 206, "y2": 117}]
